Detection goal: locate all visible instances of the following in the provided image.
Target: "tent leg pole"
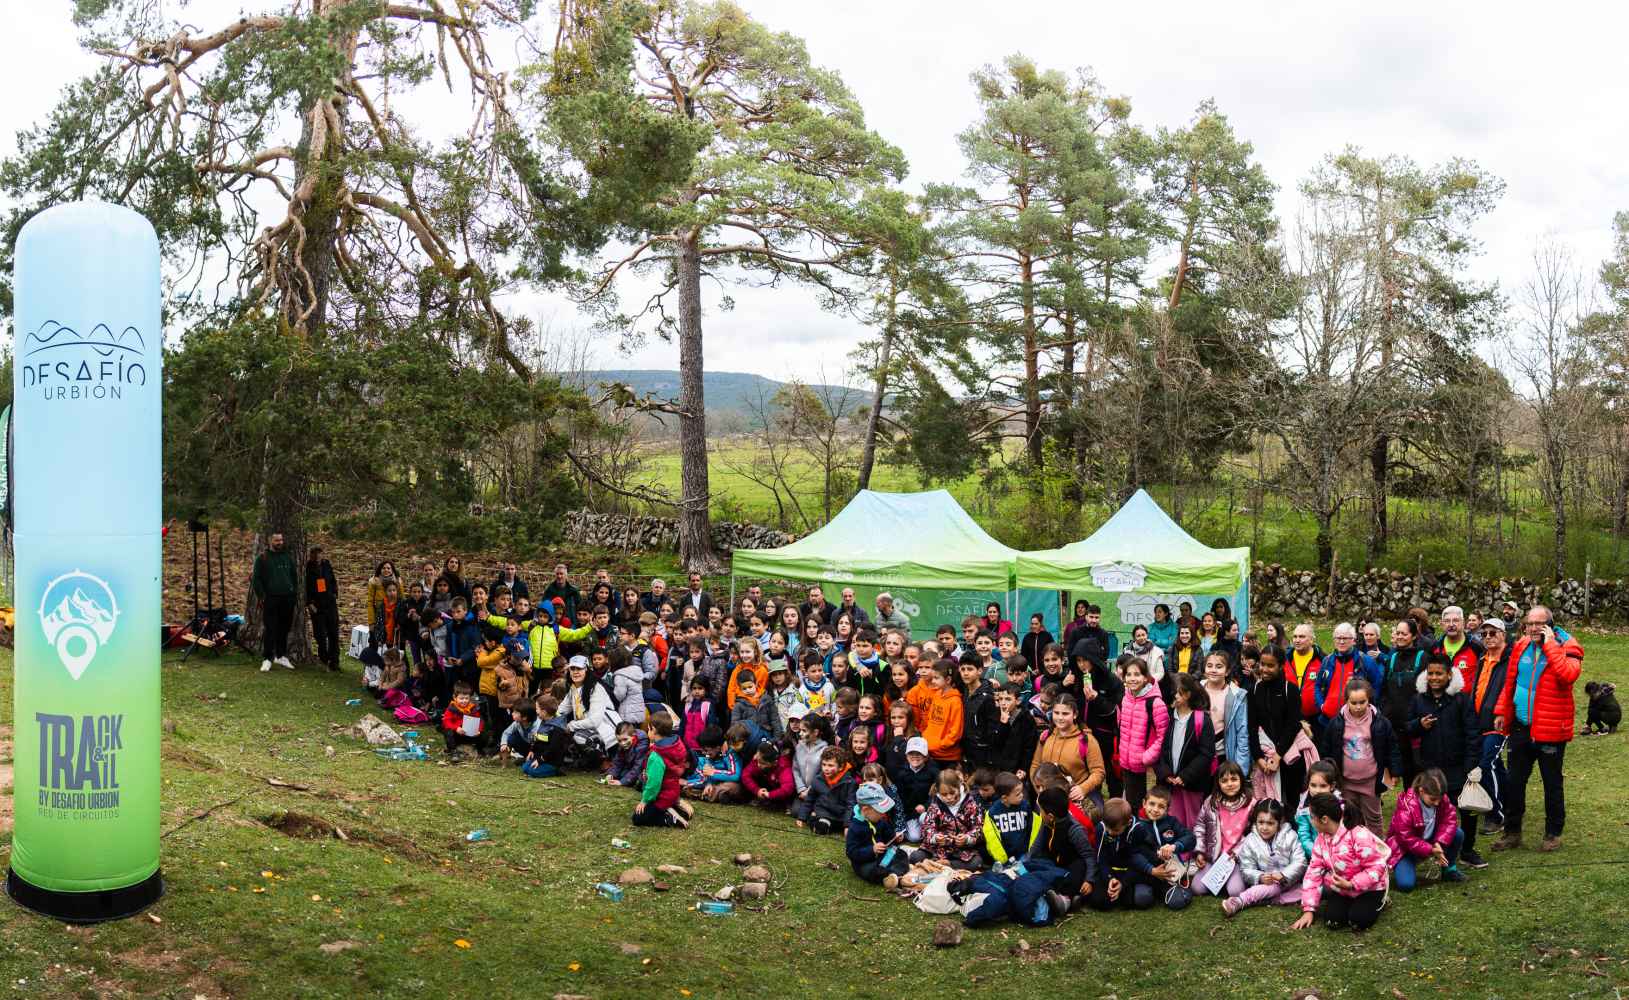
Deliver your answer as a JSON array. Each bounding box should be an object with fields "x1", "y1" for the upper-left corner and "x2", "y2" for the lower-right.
[{"x1": 729, "y1": 573, "x2": 736, "y2": 609}]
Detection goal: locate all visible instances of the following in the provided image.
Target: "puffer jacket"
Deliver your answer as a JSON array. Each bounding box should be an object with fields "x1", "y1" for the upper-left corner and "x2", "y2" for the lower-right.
[
  {"x1": 1191, "y1": 794, "x2": 1259, "y2": 861},
  {"x1": 607, "y1": 730, "x2": 651, "y2": 787},
  {"x1": 1378, "y1": 647, "x2": 1427, "y2": 726},
  {"x1": 1408, "y1": 670, "x2": 1478, "y2": 788},
  {"x1": 1495, "y1": 629, "x2": 1584, "y2": 743},
  {"x1": 1307, "y1": 650, "x2": 1383, "y2": 721},
  {"x1": 1117, "y1": 684, "x2": 1169, "y2": 774},
  {"x1": 920, "y1": 790, "x2": 983, "y2": 867},
  {"x1": 1234, "y1": 826, "x2": 1308, "y2": 887},
  {"x1": 1385, "y1": 786, "x2": 1459, "y2": 867},
  {"x1": 1301, "y1": 824, "x2": 1391, "y2": 913},
  {"x1": 1317, "y1": 706, "x2": 1402, "y2": 795},
  {"x1": 643, "y1": 735, "x2": 687, "y2": 810},
  {"x1": 1029, "y1": 726, "x2": 1106, "y2": 797},
  {"x1": 608, "y1": 663, "x2": 648, "y2": 726},
  {"x1": 742, "y1": 752, "x2": 796, "y2": 805}
]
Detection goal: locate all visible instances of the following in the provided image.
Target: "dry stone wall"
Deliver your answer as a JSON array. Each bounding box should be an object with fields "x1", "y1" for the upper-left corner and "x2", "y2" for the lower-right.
[
  {"x1": 563, "y1": 510, "x2": 793, "y2": 554},
  {"x1": 1251, "y1": 562, "x2": 1610, "y2": 621}
]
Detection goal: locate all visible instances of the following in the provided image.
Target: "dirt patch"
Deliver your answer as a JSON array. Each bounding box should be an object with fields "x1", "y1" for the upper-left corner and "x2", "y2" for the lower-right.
[
  {"x1": 259, "y1": 810, "x2": 436, "y2": 863},
  {"x1": 162, "y1": 744, "x2": 223, "y2": 772},
  {"x1": 1015, "y1": 939, "x2": 1066, "y2": 964}
]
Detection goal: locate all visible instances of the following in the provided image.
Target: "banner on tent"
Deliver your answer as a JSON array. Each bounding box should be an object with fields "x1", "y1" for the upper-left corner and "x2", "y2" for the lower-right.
[
  {"x1": 828, "y1": 585, "x2": 1061, "y2": 644},
  {"x1": 1063, "y1": 580, "x2": 1250, "y2": 645}
]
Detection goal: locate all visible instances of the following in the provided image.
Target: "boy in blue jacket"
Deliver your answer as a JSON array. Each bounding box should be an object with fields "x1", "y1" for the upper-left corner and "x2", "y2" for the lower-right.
[
  {"x1": 683, "y1": 726, "x2": 744, "y2": 803},
  {"x1": 981, "y1": 773, "x2": 1040, "y2": 868},
  {"x1": 1132, "y1": 784, "x2": 1198, "y2": 875},
  {"x1": 847, "y1": 782, "x2": 908, "y2": 885},
  {"x1": 1088, "y1": 797, "x2": 1160, "y2": 910}
]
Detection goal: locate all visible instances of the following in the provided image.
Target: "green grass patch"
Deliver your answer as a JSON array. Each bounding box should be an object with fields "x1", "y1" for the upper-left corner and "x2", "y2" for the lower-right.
[{"x1": 0, "y1": 640, "x2": 1626, "y2": 998}]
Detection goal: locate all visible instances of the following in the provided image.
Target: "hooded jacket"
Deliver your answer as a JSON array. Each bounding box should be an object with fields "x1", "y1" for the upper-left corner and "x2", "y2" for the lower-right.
[
  {"x1": 1308, "y1": 649, "x2": 1383, "y2": 721},
  {"x1": 608, "y1": 663, "x2": 648, "y2": 726},
  {"x1": 1027, "y1": 813, "x2": 1102, "y2": 889},
  {"x1": 1385, "y1": 786, "x2": 1460, "y2": 867},
  {"x1": 1154, "y1": 709, "x2": 1215, "y2": 794},
  {"x1": 1408, "y1": 670, "x2": 1479, "y2": 786},
  {"x1": 792, "y1": 738, "x2": 829, "y2": 796},
  {"x1": 1029, "y1": 726, "x2": 1106, "y2": 797},
  {"x1": 920, "y1": 790, "x2": 983, "y2": 866},
  {"x1": 891, "y1": 758, "x2": 940, "y2": 817},
  {"x1": 1247, "y1": 677, "x2": 1303, "y2": 766},
  {"x1": 846, "y1": 807, "x2": 900, "y2": 872},
  {"x1": 742, "y1": 752, "x2": 796, "y2": 805},
  {"x1": 1117, "y1": 684, "x2": 1169, "y2": 774},
  {"x1": 1300, "y1": 823, "x2": 1391, "y2": 912},
  {"x1": 905, "y1": 683, "x2": 965, "y2": 763},
  {"x1": 1317, "y1": 706, "x2": 1402, "y2": 794},
  {"x1": 983, "y1": 707, "x2": 1040, "y2": 775},
  {"x1": 809, "y1": 765, "x2": 859, "y2": 826},
  {"x1": 729, "y1": 689, "x2": 783, "y2": 742},
  {"x1": 1234, "y1": 825, "x2": 1307, "y2": 887},
  {"x1": 1130, "y1": 813, "x2": 1195, "y2": 869},
  {"x1": 1496, "y1": 629, "x2": 1584, "y2": 743}
]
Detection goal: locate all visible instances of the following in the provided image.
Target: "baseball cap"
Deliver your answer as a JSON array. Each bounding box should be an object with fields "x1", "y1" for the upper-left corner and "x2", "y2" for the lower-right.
[
  {"x1": 905, "y1": 736, "x2": 929, "y2": 757},
  {"x1": 1481, "y1": 618, "x2": 1506, "y2": 634},
  {"x1": 856, "y1": 781, "x2": 896, "y2": 814},
  {"x1": 787, "y1": 702, "x2": 811, "y2": 720},
  {"x1": 566, "y1": 654, "x2": 590, "y2": 670}
]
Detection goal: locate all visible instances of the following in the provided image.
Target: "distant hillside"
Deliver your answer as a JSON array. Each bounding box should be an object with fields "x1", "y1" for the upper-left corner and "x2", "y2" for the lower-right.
[{"x1": 572, "y1": 370, "x2": 867, "y2": 415}]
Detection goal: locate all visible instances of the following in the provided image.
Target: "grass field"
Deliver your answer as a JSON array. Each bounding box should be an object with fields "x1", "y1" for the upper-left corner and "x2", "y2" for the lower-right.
[
  {"x1": 634, "y1": 443, "x2": 1629, "y2": 581},
  {"x1": 0, "y1": 631, "x2": 1626, "y2": 999}
]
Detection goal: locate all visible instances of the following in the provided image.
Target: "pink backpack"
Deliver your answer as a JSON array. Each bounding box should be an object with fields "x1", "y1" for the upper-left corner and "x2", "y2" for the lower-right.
[{"x1": 393, "y1": 704, "x2": 430, "y2": 724}]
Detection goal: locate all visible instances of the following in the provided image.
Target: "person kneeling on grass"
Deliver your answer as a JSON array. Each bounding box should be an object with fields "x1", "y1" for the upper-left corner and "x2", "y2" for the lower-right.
[
  {"x1": 1386, "y1": 768, "x2": 1467, "y2": 891},
  {"x1": 605, "y1": 722, "x2": 651, "y2": 790},
  {"x1": 1293, "y1": 793, "x2": 1391, "y2": 932},
  {"x1": 633, "y1": 711, "x2": 694, "y2": 829},
  {"x1": 441, "y1": 682, "x2": 484, "y2": 755},
  {"x1": 684, "y1": 726, "x2": 745, "y2": 803}
]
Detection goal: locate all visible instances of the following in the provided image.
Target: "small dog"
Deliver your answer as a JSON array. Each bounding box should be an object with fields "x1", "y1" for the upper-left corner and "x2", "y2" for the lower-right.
[{"x1": 1584, "y1": 681, "x2": 1621, "y2": 735}]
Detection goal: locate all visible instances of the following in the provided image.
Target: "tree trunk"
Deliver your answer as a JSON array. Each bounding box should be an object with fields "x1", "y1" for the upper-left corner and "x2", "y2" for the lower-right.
[
  {"x1": 676, "y1": 229, "x2": 724, "y2": 574},
  {"x1": 1168, "y1": 172, "x2": 1198, "y2": 311},
  {"x1": 1316, "y1": 510, "x2": 1335, "y2": 574},
  {"x1": 1059, "y1": 312, "x2": 1081, "y2": 505},
  {"x1": 1548, "y1": 439, "x2": 1567, "y2": 583},
  {"x1": 1368, "y1": 432, "x2": 1388, "y2": 565},
  {"x1": 856, "y1": 288, "x2": 895, "y2": 492},
  {"x1": 1021, "y1": 252, "x2": 1042, "y2": 470}
]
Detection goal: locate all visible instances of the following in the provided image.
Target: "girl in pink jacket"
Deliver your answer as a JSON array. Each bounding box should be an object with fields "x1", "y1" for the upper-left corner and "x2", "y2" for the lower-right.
[
  {"x1": 1293, "y1": 793, "x2": 1392, "y2": 932},
  {"x1": 1385, "y1": 769, "x2": 1466, "y2": 892},
  {"x1": 1117, "y1": 659, "x2": 1168, "y2": 815}
]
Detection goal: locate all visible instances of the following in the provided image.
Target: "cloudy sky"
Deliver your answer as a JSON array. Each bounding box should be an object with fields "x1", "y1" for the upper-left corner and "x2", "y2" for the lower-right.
[{"x1": 5, "y1": 1, "x2": 1627, "y2": 383}]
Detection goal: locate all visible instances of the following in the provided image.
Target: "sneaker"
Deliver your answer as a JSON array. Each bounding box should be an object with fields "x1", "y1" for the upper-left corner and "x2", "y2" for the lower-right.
[
  {"x1": 260, "y1": 659, "x2": 273, "y2": 672},
  {"x1": 1538, "y1": 835, "x2": 1562, "y2": 853},
  {"x1": 1459, "y1": 849, "x2": 1489, "y2": 869},
  {"x1": 1492, "y1": 831, "x2": 1522, "y2": 852},
  {"x1": 1221, "y1": 896, "x2": 1241, "y2": 917},
  {"x1": 1044, "y1": 889, "x2": 1068, "y2": 919},
  {"x1": 276, "y1": 656, "x2": 294, "y2": 670},
  {"x1": 883, "y1": 874, "x2": 900, "y2": 891},
  {"x1": 1441, "y1": 866, "x2": 1469, "y2": 883},
  {"x1": 1481, "y1": 819, "x2": 1504, "y2": 836}
]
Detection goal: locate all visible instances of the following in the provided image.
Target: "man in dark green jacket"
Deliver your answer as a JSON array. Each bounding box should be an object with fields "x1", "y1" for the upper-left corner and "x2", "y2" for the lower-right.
[{"x1": 253, "y1": 532, "x2": 299, "y2": 671}]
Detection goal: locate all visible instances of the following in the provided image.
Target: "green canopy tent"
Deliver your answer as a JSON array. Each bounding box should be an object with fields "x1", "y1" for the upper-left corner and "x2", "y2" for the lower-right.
[
  {"x1": 1016, "y1": 489, "x2": 1251, "y2": 648},
  {"x1": 729, "y1": 490, "x2": 1025, "y2": 640}
]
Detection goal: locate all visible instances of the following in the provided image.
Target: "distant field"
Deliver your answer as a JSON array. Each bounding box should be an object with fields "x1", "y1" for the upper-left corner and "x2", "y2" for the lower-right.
[{"x1": 632, "y1": 441, "x2": 1629, "y2": 580}]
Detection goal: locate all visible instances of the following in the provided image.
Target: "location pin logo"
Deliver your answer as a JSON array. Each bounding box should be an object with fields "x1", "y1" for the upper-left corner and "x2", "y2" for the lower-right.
[{"x1": 37, "y1": 570, "x2": 120, "y2": 681}]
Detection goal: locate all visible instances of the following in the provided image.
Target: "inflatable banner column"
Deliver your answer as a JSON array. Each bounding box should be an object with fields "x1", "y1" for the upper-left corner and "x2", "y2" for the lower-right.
[{"x1": 8, "y1": 202, "x2": 163, "y2": 920}]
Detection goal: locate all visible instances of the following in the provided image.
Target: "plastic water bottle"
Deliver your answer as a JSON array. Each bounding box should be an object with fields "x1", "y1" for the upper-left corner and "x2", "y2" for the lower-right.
[
  {"x1": 344, "y1": 698, "x2": 362, "y2": 706},
  {"x1": 596, "y1": 883, "x2": 625, "y2": 902},
  {"x1": 610, "y1": 837, "x2": 632, "y2": 850},
  {"x1": 466, "y1": 829, "x2": 490, "y2": 843},
  {"x1": 698, "y1": 900, "x2": 733, "y2": 916}
]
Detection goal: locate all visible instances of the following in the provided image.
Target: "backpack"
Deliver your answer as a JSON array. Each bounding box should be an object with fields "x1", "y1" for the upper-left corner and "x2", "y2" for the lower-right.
[{"x1": 393, "y1": 704, "x2": 430, "y2": 724}]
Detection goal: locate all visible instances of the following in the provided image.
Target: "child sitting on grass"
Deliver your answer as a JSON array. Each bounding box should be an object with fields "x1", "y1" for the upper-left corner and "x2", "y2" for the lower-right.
[
  {"x1": 1191, "y1": 761, "x2": 1258, "y2": 898},
  {"x1": 743, "y1": 742, "x2": 796, "y2": 809},
  {"x1": 1293, "y1": 793, "x2": 1391, "y2": 932},
  {"x1": 684, "y1": 725, "x2": 744, "y2": 803},
  {"x1": 1088, "y1": 797, "x2": 1158, "y2": 911},
  {"x1": 890, "y1": 736, "x2": 940, "y2": 843},
  {"x1": 633, "y1": 711, "x2": 694, "y2": 829},
  {"x1": 920, "y1": 769, "x2": 983, "y2": 869},
  {"x1": 730, "y1": 672, "x2": 782, "y2": 745},
  {"x1": 498, "y1": 704, "x2": 537, "y2": 763},
  {"x1": 522, "y1": 695, "x2": 567, "y2": 778},
  {"x1": 804, "y1": 746, "x2": 859, "y2": 835},
  {"x1": 847, "y1": 781, "x2": 908, "y2": 886},
  {"x1": 1224, "y1": 799, "x2": 1306, "y2": 915},
  {"x1": 441, "y1": 681, "x2": 484, "y2": 755},
  {"x1": 606, "y1": 721, "x2": 651, "y2": 789}
]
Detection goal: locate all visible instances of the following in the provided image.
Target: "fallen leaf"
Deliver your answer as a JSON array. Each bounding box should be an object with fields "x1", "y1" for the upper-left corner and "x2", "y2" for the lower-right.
[
  {"x1": 454, "y1": 939, "x2": 471, "y2": 949},
  {"x1": 310, "y1": 894, "x2": 323, "y2": 902},
  {"x1": 567, "y1": 962, "x2": 581, "y2": 972},
  {"x1": 252, "y1": 887, "x2": 265, "y2": 894},
  {"x1": 261, "y1": 871, "x2": 274, "y2": 878},
  {"x1": 680, "y1": 991, "x2": 692, "y2": 998},
  {"x1": 146, "y1": 913, "x2": 162, "y2": 925}
]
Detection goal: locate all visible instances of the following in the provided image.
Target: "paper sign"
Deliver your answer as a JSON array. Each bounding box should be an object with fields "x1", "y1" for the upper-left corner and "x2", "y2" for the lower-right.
[
  {"x1": 460, "y1": 714, "x2": 481, "y2": 737},
  {"x1": 1200, "y1": 853, "x2": 1236, "y2": 895}
]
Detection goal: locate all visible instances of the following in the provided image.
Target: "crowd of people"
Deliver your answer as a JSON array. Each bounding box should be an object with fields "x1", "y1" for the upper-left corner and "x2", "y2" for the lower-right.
[{"x1": 250, "y1": 545, "x2": 1588, "y2": 932}]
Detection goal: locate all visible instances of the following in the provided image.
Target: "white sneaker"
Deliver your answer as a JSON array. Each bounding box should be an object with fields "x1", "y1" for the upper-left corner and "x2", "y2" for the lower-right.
[
  {"x1": 260, "y1": 660, "x2": 273, "y2": 672},
  {"x1": 276, "y1": 656, "x2": 294, "y2": 670}
]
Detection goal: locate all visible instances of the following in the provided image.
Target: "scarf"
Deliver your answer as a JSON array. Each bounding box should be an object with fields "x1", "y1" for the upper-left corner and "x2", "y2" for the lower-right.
[{"x1": 1128, "y1": 639, "x2": 1152, "y2": 656}]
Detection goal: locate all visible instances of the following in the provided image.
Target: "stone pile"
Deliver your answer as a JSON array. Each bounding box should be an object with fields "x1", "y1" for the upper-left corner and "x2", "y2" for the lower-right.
[
  {"x1": 1251, "y1": 562, "x2": 1617, "y2": 621},
  {"x1": 563, "y1": 510, "x2": 793, "y2": 554}
]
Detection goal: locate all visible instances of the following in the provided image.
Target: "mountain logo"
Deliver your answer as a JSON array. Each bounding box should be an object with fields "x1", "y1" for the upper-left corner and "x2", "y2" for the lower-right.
[
  {"x1": 23, "y1": 320, "x2": 146, "y2": 359},
  {"x1": 37, "y1": 570, "x2": 120, "y2": 681}
]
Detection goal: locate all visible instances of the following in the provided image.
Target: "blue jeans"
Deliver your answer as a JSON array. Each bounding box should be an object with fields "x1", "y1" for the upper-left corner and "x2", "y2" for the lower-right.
[
  {"x1": 1394, "y1": 827, "x2": 1463, "y2": 891},
  {"x1": 1479, "y1": 734, "x2": 1507, "y2": 826}
]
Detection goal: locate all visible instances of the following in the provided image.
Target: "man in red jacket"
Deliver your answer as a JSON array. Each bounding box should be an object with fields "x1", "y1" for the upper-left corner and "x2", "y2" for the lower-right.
[{"x1": 1492, "y1": 606, "x2": 1583, "y2": 853}]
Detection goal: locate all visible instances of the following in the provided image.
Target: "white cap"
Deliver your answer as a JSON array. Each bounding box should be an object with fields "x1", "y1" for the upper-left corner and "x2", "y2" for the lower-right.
[
  {"x1": 787, "y1": 702, "x2": 811, "y2": 720},
  {"x1": 1482, "y1": 618, "x2": 1506, "y2": 634},
  {"x1": 567, "y1": 654, "x2": 590, "y2": 670},
  {"x1": 906, "y1": 736, "x2": 930, "y2": 757}
]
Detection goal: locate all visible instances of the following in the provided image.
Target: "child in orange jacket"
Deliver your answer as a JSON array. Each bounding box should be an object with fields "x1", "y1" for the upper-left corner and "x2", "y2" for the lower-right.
[
  {"x1": 441, "y1": 682, "x2": 484, "y2": 754},
  {"x1": 905, "y1": 659, "x2": 965, "y2": 767}
]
